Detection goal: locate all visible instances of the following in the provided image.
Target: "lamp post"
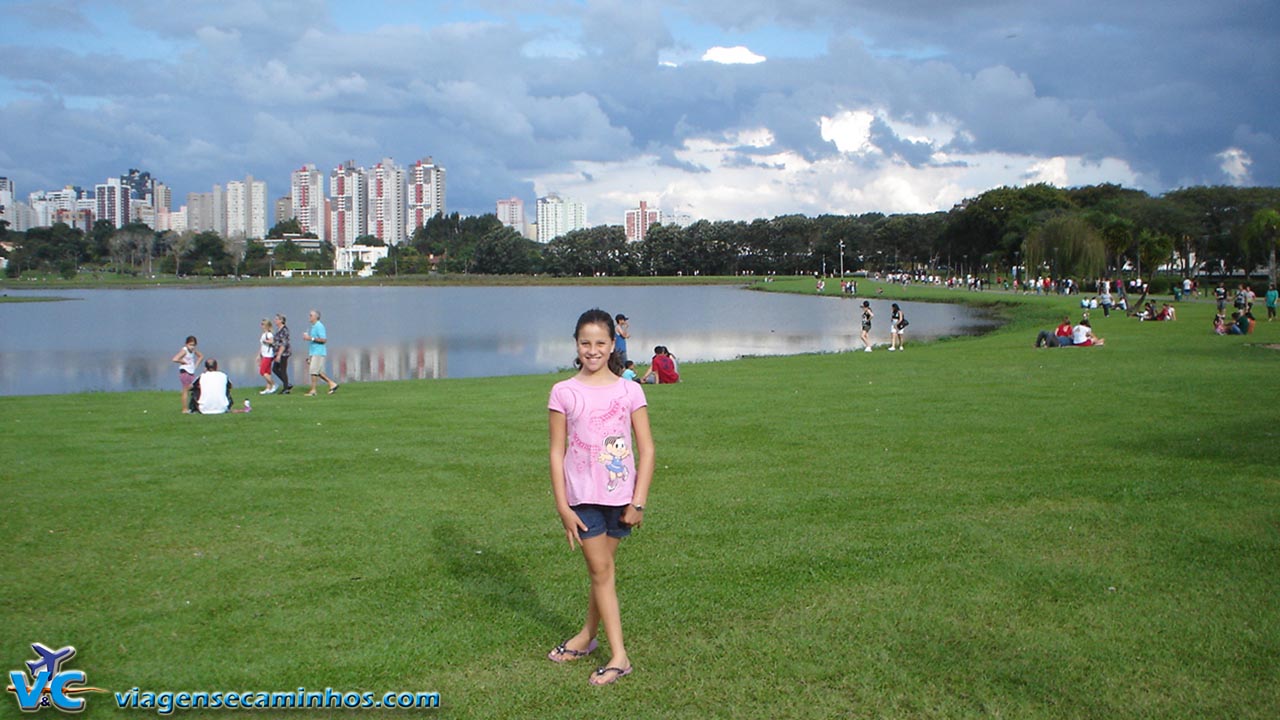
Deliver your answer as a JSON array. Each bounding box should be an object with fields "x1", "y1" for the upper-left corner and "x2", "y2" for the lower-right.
[{"x1": 839, "y1": 240, "x2": 845, "y2": 278}]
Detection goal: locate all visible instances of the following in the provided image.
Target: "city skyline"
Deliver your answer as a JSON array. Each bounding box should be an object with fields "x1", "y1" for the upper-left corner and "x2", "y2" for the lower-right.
[{"x1": 0, "y1": 1, "x2": 1275, "y2": 226}]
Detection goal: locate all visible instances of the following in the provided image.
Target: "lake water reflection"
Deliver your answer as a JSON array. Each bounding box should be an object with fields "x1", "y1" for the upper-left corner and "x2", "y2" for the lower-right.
[{"x1": 0, "y1": 285, "x2": 997, "y2": 396}]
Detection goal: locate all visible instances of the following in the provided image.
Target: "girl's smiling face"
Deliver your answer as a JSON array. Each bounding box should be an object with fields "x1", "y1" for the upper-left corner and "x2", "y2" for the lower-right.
[{"x1": 576, "y1": 321, "x2": 614, "y2": 375}]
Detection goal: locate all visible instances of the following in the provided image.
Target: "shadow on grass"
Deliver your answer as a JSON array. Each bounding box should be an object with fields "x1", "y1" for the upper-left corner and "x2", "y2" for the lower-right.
[{"x1": 431, "y1": 522, "x2": 567, "y2": 634}]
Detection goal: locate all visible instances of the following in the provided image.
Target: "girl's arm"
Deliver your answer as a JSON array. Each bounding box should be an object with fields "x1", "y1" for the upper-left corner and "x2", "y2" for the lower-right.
[
  {"x1": 549, "y1": 410, "x2": 588, "y2": 549},
  {"x1": 195, "y1": 349, "x2": 204, "y2": 364},
  {"x1": 171, "y1": 349, "x2": 184, "y2": 363},
  {"x1": 621, "y1": 406, "x2": 655, "y2": 528}
]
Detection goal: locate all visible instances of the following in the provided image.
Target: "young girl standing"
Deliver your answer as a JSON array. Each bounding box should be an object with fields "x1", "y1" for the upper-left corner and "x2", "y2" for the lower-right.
[
  {"x1": 171, "y1": 335, "x2": 203, "y2": 413},
  {"x1": 547, "y1": 309, "x2": 655, "y2": 686}
]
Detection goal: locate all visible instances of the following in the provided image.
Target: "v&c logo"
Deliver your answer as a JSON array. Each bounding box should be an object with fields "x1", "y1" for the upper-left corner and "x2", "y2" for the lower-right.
[{"x1": 7, "y1": 643, "x2": 106, "y2": 713}]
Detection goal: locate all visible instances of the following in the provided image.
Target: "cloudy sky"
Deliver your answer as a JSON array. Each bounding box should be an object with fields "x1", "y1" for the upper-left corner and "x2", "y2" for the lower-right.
[{"x1": 1, "y1": 0, "x2": 1275, "y2": 226}]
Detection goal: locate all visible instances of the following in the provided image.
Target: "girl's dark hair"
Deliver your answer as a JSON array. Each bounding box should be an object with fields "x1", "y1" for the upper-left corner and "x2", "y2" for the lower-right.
[
  {"x1": 186, "y1": 335, "x2": 198, "y2": 344},
  {"x1": 573, "y1": 308, "x2": 624, "y2": 376}
]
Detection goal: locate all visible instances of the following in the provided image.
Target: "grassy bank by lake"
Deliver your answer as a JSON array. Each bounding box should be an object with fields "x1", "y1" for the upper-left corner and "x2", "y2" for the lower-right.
[{"x1": 1, "y1": 283, "x2": 1277, "y2": 718}]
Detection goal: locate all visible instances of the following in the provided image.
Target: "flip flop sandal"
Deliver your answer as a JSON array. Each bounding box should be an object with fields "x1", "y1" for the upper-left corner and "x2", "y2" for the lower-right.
[
  {"x1": 547, "y1": 638, "x2": 598, "y2": 662},
  {"x1": 588, "y1": 665, "x2": 633, "y2": 686}
]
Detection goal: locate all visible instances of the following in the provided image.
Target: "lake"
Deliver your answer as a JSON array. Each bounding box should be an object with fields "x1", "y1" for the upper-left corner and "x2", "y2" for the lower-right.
[{"x1": 0, "y1": 285, "x2": 998, "y2": 396}]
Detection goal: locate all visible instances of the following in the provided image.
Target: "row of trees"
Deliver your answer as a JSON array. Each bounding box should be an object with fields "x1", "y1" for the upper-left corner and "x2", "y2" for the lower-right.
[
  {"x1": 1, "y1": 218, "x2": 333, "y2": 279},
  {"x1": 4, "y1": 184, "x2": 1279, "y2": 284}
]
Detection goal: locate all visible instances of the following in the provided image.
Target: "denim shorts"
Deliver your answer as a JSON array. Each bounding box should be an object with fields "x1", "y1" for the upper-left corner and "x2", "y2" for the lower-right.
[{"x1": 572, "y1": 504, "x2": 632, "y2": 540}]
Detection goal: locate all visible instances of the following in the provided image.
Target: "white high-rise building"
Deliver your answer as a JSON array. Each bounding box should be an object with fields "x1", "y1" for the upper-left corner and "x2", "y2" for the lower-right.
[
  {"x1": 536, "y1": 194, "x2": 588, "y2": 243},
  {"x1": 1, "y1": 178, "x2": 38, "y2": 231},
  {"x1": 496, "y1": 197, "x2": 525, "y2": 234},
  {"x1": 225, "y1": 176, "x2": 268, "y2": 240},
  {"x1": 329, "y1": 161, "x2": 368, "y2": 248},
  {"x1": 226, "y1": 181, "x2": 247, "y2": 237},
  {"x1": 28, "y1": 187, "x2": 82, "y2": 228},
  {"x1": 408, "y1": 157, "x2": 446, "y2": 234},
  {"x1": 94, "y1": 177, "x2": 130, "y2": 229},
  {"x1": 368, "y1": 158, "x2": 406, "y2": 245},
  {"x1": 291, "y1": 164, "x2": 327, "y2": 242}
]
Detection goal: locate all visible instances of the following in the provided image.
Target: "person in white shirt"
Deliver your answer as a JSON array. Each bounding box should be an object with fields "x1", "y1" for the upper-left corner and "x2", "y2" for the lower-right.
[
  {"x1": 193, "y1": 359, "x2": 233, "y2": 414},
  {"x1": 257, "y1": 318, "x2": 277, "y2": 394},
  {"x1": 1071, "y1": 320, "x2": 1105, "y2": 347}
]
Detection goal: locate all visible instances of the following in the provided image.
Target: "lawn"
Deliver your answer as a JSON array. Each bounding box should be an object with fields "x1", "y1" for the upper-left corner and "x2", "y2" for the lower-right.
[{"x1": 1, "y1": 280, "x2": 1277, "y2": 719}]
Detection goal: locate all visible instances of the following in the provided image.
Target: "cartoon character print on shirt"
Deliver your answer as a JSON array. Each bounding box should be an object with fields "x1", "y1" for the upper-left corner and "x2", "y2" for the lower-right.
[{"x1": 597, "y1": 435, "x2": 631, "y2": 492}]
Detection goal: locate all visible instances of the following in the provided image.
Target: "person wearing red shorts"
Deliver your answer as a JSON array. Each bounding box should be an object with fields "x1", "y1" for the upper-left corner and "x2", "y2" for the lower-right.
[{"x1": 257, "y1": 318, "x2": 277, "y2": 394}]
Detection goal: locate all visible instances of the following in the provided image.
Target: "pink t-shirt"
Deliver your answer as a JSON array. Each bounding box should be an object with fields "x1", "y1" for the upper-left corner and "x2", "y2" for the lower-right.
[{"x1": 548, "y1": 376, "x2": 648, "y2": 507}]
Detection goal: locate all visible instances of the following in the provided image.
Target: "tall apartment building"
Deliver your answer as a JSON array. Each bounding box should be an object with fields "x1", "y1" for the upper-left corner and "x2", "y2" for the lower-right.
[
  {"x1": 94, "y1": 177, "x2": 131, "y2": 229},
  {"x1": 291, "y1": 164, "x2": 327, "y2": 242},
  {"x1": 368, "y1": 158, "x2": 406, "y2": 245},
  {"x1": 496, "y1": 197, "x2": 525, "y2": 234},
  {"x1": 625, "y1": 200, "x2": 662, "y2": 243},
  {"x1": 275, "y1": 196, "x2": 293, "y2": 226},
  {"x1": 152, "y1": 182, "x2": 172, "y2": 214},
  {"x1": 226, "y1": 175, "x2": 268, "y2": 240},
  {"x1": 408, "y1": 157, "x2": 446, "y2": 234},
  {"x1": 186, "y1": 192, "x2": 214, "y2": 233},
  {"x1": 185, "y1": 186, "x2": 227, "y2": 237},
  {"x1": 536, "y1": 194, "x2": 588, "y2": 243},
  {"x1": 28, "y1": 186, "x2": 84, "y2": 229},
  {"x1": 329, "y1": 161, "x2": 368, "y2": 248},
  {"x1": 0, "y1": 177, "x2": 36, "y2": 231}
]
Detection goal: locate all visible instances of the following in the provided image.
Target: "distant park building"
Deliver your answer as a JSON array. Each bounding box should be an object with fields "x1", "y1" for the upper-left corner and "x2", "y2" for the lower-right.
[
  {"x1": 496, "y1": 197, "x2": 525, "y2": 234},
  {"x1": 536, "y1": 193, "x2": 588, "y2": 243},
  {"x1": 624, "y1": 200, "x2": 662, "y2": 242}
]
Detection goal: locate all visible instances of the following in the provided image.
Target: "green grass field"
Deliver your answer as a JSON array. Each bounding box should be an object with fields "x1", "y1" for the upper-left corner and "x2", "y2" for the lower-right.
[{"x1": 2, "y1": 280, "x2": 1277, "y2": 719}]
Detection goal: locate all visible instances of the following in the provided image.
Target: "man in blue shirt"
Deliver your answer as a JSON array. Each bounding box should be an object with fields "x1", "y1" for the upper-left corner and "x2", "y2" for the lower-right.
[{"x1": 302, "y1": 309, "x2": 339, "y2": 396}]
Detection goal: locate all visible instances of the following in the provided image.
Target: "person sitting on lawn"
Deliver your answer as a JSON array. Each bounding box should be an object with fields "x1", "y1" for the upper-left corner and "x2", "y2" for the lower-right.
[
  {"x1": 639, "y1": 346, "x2": 680, "y2": 384},
  {"x1": 1035, "y1": 315, "x2": 1076, "y2": 347},
  {"x1": 190, "y1": 359, "x2": 232, "y2": 414},
  {"x1": 1153, "y1": 303, "x2": 1176, "y2": 321},
  {"x1": 1071, "y1": 319, "x2": 1104, "y2": 347}
]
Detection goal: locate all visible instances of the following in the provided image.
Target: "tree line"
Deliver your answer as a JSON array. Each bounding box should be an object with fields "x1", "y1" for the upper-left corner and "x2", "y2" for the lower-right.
[{"x1": 5, "y1": 184, "x2": 1279, "y2": 285}]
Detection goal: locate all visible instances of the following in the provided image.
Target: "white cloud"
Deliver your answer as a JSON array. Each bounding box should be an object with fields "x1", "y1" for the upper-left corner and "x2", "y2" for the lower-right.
[
  {"x1": 702, "y1": 45, "x2": 766, "y2": 64},
  {"x1": 1216, "y1": 147, "x2": 1252, "y2": 185},
  {"x1": 820, "y1": 110, "x2": 878, "y2": 155},
  {"x1": 532, "y1": 123, "x2": 1143, "y2": 224}
]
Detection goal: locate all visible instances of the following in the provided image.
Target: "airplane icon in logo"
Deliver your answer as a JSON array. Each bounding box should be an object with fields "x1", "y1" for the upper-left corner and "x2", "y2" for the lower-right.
[{"x1": 25, "y1": 643, "x2": 76, "y2": 678}]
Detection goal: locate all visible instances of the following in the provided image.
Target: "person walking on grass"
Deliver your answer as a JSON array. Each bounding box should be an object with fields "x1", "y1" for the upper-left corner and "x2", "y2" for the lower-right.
[
  {"x1": 301, "y1": 309, "x2": 339, "y2": 396},
  {"x1": 859, "y1": 300, "x2": 874, "y2": 352},
  {"x1": 547, "y1": 309, "x2": 655, "y2": 687},
  {"x1": 271, "y1": 313, "x2": 293, "y2": 394},
  {"x1": 257, "y1": 318, "x2": 276, "y2": 394},
  {"x1": 171, "y1": 335, "x2": 203, "y2": 413},
  {"x1": 1266, "y1": 284, "x2": 1278, "y2": 321}
]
